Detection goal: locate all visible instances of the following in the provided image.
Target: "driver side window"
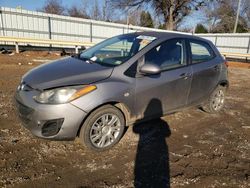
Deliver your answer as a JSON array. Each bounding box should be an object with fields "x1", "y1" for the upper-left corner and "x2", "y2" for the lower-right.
[{"x1": 145, "y1": 38, "x2": 186, "y2": 70}]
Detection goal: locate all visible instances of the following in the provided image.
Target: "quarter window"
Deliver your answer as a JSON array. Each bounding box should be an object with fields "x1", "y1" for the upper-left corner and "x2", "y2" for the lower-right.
[
  {"x1": 190, "y1": 41, "x2": 215, "y2": 63},
  {"x1": 144, "y1": 39, "x2": 186, "y2": 70}
]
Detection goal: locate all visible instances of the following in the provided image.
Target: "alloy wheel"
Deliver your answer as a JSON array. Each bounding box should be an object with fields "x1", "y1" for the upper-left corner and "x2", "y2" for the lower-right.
[
  {"x1": 89, "y1": 113, "x2": 121, "y2": 148},
  {"x1": 212, "y1": 89, "x2": 225, "y2": 111}
]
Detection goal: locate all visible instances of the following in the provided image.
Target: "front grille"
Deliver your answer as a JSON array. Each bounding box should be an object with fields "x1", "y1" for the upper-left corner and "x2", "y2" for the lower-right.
[{"x1": 16, "y1": 100, "x2": 34, "y2": 123}]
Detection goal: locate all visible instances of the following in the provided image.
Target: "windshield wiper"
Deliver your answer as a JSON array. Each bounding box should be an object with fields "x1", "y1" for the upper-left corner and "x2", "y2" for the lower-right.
[
  {"x1": 73, "y1": 55, "x2": 96, "y2": 64},
  {"x1": 85, "y1": 59, "x2": 95, "y2": 64}
]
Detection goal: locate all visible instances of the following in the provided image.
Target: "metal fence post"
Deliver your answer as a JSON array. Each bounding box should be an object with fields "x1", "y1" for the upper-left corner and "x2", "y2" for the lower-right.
[
  {"x1": 90, "y1": 22, "x2": 93, "y2": 43},
  {"x1": 48, "y1": 17, "x2": 52, "y2": 52},
  {"x1": 0, "y1": 9, "x2": 7, "y2": 46},
  {"x1": 215, "y1": 35, "x2": 218, "y2": 46},
  {"x1": 75, "y1": 45, "x2": 78, "y2": 54},
  {"x1": 15, "y1": 42, "x2": 19, "y2": 53},
  {"x1": 48, "y1": 17, "x2": 52, "y2": 40},
  {"x1": 0, "y1": 10, "x2": 5, "y2": 36},
  {"x1": 247, "y1": 36, "x2": 250, "y2": 54},
  {"x1": 246, "y1": 36, "x2": 250, "y2": 62}
]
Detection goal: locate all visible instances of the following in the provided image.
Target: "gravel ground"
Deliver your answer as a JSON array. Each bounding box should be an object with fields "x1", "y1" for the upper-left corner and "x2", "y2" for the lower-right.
[{"x1": 0, "y1": 52, "x2": 249, "y2": 188}]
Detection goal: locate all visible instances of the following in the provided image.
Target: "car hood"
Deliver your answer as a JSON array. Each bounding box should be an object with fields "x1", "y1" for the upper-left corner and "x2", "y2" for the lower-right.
[{"x1": 22, "y1": 57, "x2": 114, "y2": 90}]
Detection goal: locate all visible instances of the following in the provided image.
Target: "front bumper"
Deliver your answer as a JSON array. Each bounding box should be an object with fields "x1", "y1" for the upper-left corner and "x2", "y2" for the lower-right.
[{"x1": 15, "y1": 89, "x2": 87, "y2": 140}]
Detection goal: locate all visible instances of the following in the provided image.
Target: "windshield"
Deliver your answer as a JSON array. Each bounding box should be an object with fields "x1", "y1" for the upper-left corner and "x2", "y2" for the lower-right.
[{"x1": 79, "y1": 34, "x2": 156, "y2": 66}]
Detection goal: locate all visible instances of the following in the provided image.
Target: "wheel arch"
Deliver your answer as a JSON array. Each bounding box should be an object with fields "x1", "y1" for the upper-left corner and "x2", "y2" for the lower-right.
[
  {"x1": 218, "y1": 80, "x2": 229, "y2": 89},
  {"x1": 76, "y1": 101, "x2": 132, "y2": 137}
]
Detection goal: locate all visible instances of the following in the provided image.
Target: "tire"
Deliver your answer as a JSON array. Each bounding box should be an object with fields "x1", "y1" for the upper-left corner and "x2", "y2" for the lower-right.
[
  {"x1": 202, "y1": 86, "x2": 226, "y2": 113},
  {"x1": 79, "y1": 105, "x2": 125, "y2": 151}
]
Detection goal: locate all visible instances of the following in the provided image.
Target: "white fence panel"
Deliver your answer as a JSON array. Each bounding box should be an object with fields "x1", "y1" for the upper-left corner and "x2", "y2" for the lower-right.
[
  {"x1": 0, "y1": 6, "x2": 250, "y2": 55},
  {"x1": 197, "y1": 34, "x2": 250, "y2": 54}
]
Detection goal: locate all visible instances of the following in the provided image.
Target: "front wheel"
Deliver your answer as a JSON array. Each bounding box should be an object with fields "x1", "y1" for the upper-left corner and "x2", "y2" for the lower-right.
[
  {"x1": 79, "y1": 105, "x2": 125, "y2": 151},
  {"x1": 202, "y1": 86, "x2": 226, "y2": 113}
]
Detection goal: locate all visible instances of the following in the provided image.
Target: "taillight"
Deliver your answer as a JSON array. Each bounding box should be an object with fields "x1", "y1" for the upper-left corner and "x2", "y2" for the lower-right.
[{"x1": 224, "y1": 61, "x2": 229, "y2": 67}]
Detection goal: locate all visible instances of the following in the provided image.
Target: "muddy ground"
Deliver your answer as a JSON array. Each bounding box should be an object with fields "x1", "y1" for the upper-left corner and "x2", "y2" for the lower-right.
[{"x1": 0, "y1": 52, "x2": 249, "y2": 188}]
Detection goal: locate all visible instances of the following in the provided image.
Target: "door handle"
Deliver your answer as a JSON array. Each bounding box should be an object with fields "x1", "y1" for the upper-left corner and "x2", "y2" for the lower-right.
[
  {"x1": 179, "y1": 73, "x2": 191, "y2": 80},
  {"x1": 213, "y1": 65, "x2": 220, "y2": 71}
]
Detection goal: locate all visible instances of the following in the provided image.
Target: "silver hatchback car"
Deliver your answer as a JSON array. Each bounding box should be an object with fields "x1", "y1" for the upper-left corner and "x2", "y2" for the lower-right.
[{"x1": 15, "y1": 32, "x2": 228, "y2": 151}]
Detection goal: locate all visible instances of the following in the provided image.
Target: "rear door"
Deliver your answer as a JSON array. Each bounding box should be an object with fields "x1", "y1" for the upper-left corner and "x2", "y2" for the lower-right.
[
  {"x1": 187, "y1": 39, "x2": 220, "y2": 105},
  {"x1": 135, "y1": 38, "x2": 192, "y2": 119}
]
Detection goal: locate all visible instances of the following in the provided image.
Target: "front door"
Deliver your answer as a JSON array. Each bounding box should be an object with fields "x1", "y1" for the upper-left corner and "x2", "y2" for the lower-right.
[{"x1": 135, "y1": 38, "x2": 192, "y2": 119}]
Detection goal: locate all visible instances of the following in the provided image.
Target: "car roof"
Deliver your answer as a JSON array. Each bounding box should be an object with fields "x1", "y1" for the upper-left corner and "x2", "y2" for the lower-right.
[{"x1": 126, "y1": 31, "x2": 212, "y2": 44}]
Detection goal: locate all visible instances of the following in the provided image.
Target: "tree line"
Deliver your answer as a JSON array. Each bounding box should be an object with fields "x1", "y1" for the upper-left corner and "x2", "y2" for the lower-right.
[{"x1": 39, "y1": 0, "x2": 250, "y2": 33}]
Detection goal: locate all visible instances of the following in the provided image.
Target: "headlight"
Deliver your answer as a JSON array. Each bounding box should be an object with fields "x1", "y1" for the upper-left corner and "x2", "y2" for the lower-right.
[{"x1": 34, "y1": 85, "x2": 96, "y2": 104}]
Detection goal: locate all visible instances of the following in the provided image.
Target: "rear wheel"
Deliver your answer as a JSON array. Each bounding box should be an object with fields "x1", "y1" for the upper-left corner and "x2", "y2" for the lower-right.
[
  {"x1": 79, "y1": 105, "x2": 125, "y2": 151},
  {"x1": 202, "y1": 86, "x2": 226, "y2": 113}
]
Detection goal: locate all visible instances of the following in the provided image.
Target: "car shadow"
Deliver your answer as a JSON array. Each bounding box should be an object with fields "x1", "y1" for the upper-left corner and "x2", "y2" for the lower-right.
[{"x1": 133, "y1": 98, "x2": 171, "y2": 188}]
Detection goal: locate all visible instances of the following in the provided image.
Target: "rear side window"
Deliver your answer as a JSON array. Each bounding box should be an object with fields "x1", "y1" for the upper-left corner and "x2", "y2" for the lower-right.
[{"x1": 190, "y1": 40, "x2": 215, "y2": 64}]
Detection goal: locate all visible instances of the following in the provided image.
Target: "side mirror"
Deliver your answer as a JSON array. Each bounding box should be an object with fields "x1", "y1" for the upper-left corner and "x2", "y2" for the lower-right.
[{"x1": 139, "y1": 63, "x2": 161, "y2": 75}]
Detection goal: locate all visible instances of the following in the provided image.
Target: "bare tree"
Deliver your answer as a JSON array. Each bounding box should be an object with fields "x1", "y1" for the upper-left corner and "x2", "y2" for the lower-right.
[
  {"x1": 203, "y1": 0, "x2": 220, "y2": 32},
  {"x1": 205, "y1": 0, "x2": 249, "y2": 33},
  {"x1": 140, "y1": 11, "x2": 154, "y2": 28},
  {"x1": 101, "y1": 0, "x2": 110, "y2": 21},
  {"x1": 91, "y1": 0, "x2": 102, "y2": 20},
  {"x1": 102, "y1": 0, "x2": 117, "y2": 21},
  {"x1": 238, "y1": 0, "x2": 250, "y2": 28},
  {"x1": 102, "y1": 0, "x2": 109, "y2": 21},
  {"x1": 110, "y1": 0, "x2": 207, "y2": 30},
  {"x1": 128, "y1": 9, "x2": 143, "y2": 26},
  {"x1": 68, "y1": 5, "x2": 89, "y2": 19},
  {"x1": 40, "y1": 0, "x2": 65, "y2": 15}
]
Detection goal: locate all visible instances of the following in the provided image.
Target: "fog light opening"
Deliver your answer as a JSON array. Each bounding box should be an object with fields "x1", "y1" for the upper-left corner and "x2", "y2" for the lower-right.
[{"x1": 41, "y1": 118, "x2": 64, "y2": 137}]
